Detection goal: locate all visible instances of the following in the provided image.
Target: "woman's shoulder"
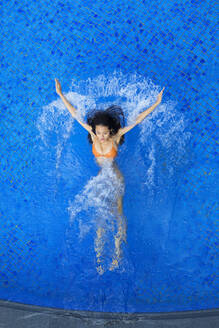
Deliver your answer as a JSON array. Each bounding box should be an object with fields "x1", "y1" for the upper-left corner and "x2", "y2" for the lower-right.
[
  {"x1": 112, "y1": 129, "x2": 123, "y2": 145},
  {"x1": 89, "y1": 130, "x2": 98, "y2": 143}
]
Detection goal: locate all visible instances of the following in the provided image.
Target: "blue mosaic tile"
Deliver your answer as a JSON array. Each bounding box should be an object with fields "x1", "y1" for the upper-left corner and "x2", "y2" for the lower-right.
[{"x1": 0, "y1": 0, "x2": 218, "y2": 313}]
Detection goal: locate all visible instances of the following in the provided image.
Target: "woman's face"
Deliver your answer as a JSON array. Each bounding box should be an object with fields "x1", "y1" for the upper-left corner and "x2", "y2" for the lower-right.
[{"x1": 95, "y1": 125, "x2": 111, "y2": 143}]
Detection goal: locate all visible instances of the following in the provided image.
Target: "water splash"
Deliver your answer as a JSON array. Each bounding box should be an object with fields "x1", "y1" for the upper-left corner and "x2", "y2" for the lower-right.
[
  {"x1": 36, "y1": 71, "x2": 191, "y2": 274},
  {"x1": 36, "y1": 71, "x2": 190, "y2": 177},
  {"x1": 68, "y1": 161, "x2": 124, "y2": 224},
  {"x1": 67, "y1": 160, "x2": 127, "y2": 274}
]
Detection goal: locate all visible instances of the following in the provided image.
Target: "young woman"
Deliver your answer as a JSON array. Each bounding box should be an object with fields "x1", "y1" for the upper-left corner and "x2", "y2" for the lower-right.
[{"x1": 55, "y1": 78, "x2": 164, "y2": 273}]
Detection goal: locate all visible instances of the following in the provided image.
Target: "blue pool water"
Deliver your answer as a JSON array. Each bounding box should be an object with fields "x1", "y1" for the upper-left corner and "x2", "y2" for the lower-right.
[{"x1": 0, "y1": 0, "x2": 218, "y2": 313}]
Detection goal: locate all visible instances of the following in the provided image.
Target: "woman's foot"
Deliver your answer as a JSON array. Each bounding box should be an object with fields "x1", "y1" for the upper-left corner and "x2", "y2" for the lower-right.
[
  {"x1": 109, "y1": 258, "x2": 119, "y2": 271},
  {"x1": 96, "y1": 264, "x2": 104, "y2": 275}
]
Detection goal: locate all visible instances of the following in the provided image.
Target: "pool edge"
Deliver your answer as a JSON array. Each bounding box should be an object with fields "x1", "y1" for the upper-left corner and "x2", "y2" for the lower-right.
[{"x1": 0, "y1": 299, "x2": 219, "y2": 328}]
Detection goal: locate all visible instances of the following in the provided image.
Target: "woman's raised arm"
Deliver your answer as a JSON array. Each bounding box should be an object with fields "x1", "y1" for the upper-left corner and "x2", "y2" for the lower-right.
[
  {"x1": 118, "y1": 87, "x2": 165, "y2": 137},
  {"x1": 55, "y1": 79, "x2": 93, "y2": 134}
]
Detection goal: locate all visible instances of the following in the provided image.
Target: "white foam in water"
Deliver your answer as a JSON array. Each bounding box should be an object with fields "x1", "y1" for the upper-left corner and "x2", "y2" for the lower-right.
[
  {"x1": 36, "y1": 71, "x2": 191, "y2": 272},
  {"x1": 68, "y1": 160, "x2": 124, "y2": 227},
  {"x1": 66, "y1": 159, "x2": 127, "y2": 274},
  {"x1": 36, "y1": 92, "x2": 96, "y2": 170},
  {"x1": 146, "y1": 143, "x2": 156, "y2": 189}
]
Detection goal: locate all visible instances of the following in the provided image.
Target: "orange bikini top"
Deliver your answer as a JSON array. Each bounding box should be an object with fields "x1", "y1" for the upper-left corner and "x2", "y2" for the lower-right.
[{"x1": 92, "y1": 141, "x2": 118, "y2": 159}]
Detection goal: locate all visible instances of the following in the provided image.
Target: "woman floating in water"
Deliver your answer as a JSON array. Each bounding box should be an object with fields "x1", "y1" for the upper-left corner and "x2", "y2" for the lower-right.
[{"x1": 55, "y1": 78, "x2": 164, "y2": 273}]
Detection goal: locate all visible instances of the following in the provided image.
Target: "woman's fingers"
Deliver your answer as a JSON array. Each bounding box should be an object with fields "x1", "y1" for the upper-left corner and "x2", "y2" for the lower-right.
[
  {"x1": 159, "y1": 87, "x2": 165, "y2": 96},
  {"x1": 156, "y1": 87, "x2": 165, "y2": 103},
  {"x1": 55, "y1": 78, "x2": 60, "y2": 86},
  {"x1": 55, "y1": 79, "x2": 62, "y2": 94}
]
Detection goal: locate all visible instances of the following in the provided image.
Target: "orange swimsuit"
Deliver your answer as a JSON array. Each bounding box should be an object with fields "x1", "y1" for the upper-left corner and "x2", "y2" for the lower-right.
[{"x1": 92, "y1": 141, "x2": 118, "y2": 159}]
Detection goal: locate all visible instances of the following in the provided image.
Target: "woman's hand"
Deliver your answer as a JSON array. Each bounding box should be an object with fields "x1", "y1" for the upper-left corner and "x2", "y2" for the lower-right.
[
  {"x1": 157, "y1": 87, "x2": 165, "y2": 104},
  {"x1": 55, "y1": 78, "x2": 62, "y2": 96}
]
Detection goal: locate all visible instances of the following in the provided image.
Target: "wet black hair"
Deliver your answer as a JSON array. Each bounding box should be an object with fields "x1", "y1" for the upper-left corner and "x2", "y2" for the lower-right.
[{"x1": 86, "y1": 105, "x2": 125, "y2": 145}]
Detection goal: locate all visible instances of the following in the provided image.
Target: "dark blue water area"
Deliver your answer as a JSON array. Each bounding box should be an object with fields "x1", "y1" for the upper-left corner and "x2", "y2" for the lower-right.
[{"x1": 0, "y1": 0, "x2": 218, "y2": 313}]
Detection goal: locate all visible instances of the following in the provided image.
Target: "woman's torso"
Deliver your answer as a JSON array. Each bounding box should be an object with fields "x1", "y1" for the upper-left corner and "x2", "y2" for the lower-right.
[
  {"x1": 92, "y1": 138, "x2": 118, "y2": 162},
  {"x1": 91, "y1": 136, "x2": 124, "y2": 182}
]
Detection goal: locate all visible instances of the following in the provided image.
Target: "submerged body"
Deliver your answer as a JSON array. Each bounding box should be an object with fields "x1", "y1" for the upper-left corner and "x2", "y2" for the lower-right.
[
  {"x1": 91, "y1": 126, "x2": 124, "y2": 216},
  {"x1": 91, "y1": 128, "x2": 126, "y2": 272}
]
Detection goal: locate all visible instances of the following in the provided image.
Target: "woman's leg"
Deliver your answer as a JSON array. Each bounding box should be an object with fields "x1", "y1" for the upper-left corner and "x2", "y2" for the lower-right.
[
  {"x1": 94, "y1": 226, "x2": 105, "y2": 275},
  {"x1": 109, "y1": 164, "x2": 127, "y2": 271},
  {"x1": 113, "y1": 163, "x2": 127, "y2": 239}
]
